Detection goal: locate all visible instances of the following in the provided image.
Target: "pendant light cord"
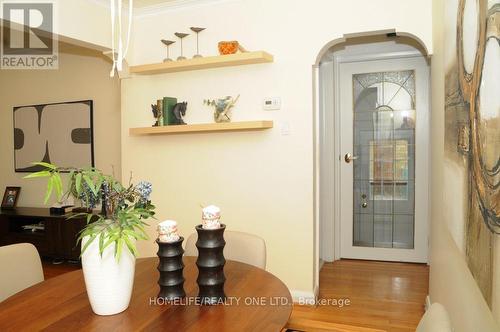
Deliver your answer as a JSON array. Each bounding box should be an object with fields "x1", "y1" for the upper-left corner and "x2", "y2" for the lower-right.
[{"x1": 110, "y1": 0, "x2": 133, "y2": 77}]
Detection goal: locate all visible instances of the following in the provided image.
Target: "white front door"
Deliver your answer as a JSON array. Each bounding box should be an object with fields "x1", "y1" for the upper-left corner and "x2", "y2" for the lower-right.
[{"x1": 339, "y1": 57, "x2": 429, "y2": 263}]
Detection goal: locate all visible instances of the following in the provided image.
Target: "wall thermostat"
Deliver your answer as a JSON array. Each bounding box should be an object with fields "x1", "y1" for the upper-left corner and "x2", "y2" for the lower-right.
[{"x1": 263, "y1": 97, "x2": 281, "y2": 111}]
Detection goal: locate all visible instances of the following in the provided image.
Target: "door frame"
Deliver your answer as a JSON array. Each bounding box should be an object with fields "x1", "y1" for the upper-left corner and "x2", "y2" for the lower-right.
[
  {"x1": 312, "y1": 31, "x2": 431, "y2": 299},
  {"x1": 336, "y1": 54, "x2": 430, "y2": 262},
  {"x1": 313, "y1": 50, "x2": 430, "y2": 264}
]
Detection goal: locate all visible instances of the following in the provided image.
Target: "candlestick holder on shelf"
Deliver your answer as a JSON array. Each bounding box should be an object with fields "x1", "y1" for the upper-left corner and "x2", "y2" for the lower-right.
[
  {"x1": 190, "y1": 27, "x2": 205, "y2": 58},
  {"x1": 195, "y1": 224, "x2": 226, "y2": 305},
  {"x1": 161, "y1": 39, "x2": 175, "y2": 62},
  {"x1": 156, "y1": 237, "x2": 186, "y2": 300},
  {"x1": 174, "y1": 32, "x2": 189, "y2": 61}
]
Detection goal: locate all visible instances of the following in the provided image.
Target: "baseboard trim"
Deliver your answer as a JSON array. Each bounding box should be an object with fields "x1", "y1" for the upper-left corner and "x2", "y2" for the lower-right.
[
  {"x1": 425, "y1": 294, "x2": 431, "y2": 311},
  {"x1": 290, "y1": 290, "x2": 316, "y2": 304}
]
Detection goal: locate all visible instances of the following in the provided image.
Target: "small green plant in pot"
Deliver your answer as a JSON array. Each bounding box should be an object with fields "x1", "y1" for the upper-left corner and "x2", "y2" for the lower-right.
[{"x1": 25, "y1": 162, "x2": 155, "y2": 315}]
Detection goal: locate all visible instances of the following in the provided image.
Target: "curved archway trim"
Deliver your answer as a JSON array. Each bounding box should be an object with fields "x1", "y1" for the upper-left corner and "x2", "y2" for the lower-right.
[{"x1": 314, "y1": 29, "x2": 430, "y2": 66}]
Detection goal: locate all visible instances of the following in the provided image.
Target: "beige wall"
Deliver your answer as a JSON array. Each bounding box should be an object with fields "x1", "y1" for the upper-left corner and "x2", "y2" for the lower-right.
[
  {"x1": 0, "y1": 43, "x2": 121, "y2": 207},
  {"x1": 0, "y1": 0, "x2": 113, "y2": 50},
  {"x1": 121, "y1": 0, "x2": 433, "y2": 296},
  {"x1": 54, "y1": 0, "x2": 112, "y2": 49},
  {"x1": 429, "y1": 0, "x2": 499, "y2": 330}
]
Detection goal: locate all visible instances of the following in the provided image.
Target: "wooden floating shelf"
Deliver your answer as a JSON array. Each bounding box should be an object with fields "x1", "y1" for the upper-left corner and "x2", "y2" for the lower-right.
[
  {"x1": 129, "y1": 51, "x2": 273, "y2": 75},
  {"x1": 129, "y1": 121, "x2": 273, "y2": 136}
]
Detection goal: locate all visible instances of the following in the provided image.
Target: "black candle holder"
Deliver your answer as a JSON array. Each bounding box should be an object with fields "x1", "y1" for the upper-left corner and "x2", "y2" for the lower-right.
[
  {"x1": 156, "y1": 237, "x2": 186, "y2": 300},
  {"x1": 195, "y1": 224, "x2": 226, "y2": 305}
]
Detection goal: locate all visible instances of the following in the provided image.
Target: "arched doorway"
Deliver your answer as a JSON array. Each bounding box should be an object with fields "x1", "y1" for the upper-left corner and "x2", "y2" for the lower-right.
[{"x1": 312, "y1": 31, "x2": 431, "y2": 292}]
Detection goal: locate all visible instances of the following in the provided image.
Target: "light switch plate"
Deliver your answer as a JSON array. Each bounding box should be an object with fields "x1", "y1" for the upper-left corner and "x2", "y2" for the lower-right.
[
  {"x1": 280, "y1": 122, "x2": 290, "y2": 136},
  {"x1": 263, "y1": 97, "x2": 281, "y2": 110}
]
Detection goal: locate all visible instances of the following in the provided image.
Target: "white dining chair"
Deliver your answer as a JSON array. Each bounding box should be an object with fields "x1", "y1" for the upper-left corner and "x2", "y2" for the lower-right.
[
  {"x1": 0, "y1": 243, "x2": 44, "y2": 302},
  {"x1": 184, "y1": 230, "x2": 266, "y2": 270},
  {"x1": 416, "y1": 303, "x2": 453, "y2": 332}
]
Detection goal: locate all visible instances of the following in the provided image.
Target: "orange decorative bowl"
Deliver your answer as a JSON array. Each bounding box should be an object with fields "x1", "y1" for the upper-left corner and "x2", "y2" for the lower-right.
[{"x1": 218, "y1": 41, "x2": 239, "y2": 55}]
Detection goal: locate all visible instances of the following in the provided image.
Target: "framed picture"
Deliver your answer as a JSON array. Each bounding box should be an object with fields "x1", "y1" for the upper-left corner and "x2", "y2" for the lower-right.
[
  {"x1": 13, "y1": 100, "x2": 94, "y2": 172},
  {"x1": 1, "y1": 187, "x2": 21, "y2": 209}
]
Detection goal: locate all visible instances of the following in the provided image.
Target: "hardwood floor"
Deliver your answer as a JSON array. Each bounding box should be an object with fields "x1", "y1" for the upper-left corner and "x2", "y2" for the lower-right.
[
  {"x1": 42, "y1": 259, "x2": 429, "y2": 332},
  {"x1": 287, "y1": 259, "x2": 429, "y2": 332},
  {"x1": 42, "y1": 259, "x2": 80, "y2": 280}
]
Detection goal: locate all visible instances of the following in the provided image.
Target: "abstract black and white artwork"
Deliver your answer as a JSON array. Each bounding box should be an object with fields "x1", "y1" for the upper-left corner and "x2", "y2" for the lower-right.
[{"x1": 14, "y1": 100, "x2": 94, "y2": 172}]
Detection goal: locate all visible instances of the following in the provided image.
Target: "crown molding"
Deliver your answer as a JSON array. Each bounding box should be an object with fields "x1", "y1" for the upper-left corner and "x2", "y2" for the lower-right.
[
  {"x1": 84, "y1": 0, "x2": 134, "y2": 20},
  {"x1": 85, "y1": 0, "x2": 110, "y2": 10},
  {"x1": 85, "y1": 0, "x2": 239, "y2": 18},
  {"x1": 84, "y1": 0, "x2": 132, "y2": 13},
  {"x1": 134, "y1": 0, "x2": 239, "y2": 18}
]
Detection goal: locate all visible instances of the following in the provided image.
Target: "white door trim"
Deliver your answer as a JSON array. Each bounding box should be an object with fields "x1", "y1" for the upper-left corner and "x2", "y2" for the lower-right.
[
  {"x1": 333, "y1": 55, "x2": 342, "y2": 260},
  {"x1": 312, "y1": 64, "x2": 321, "y2": 296},
  {"x1": 335, "y1": 50, "x2": 423, "y2": 64}
]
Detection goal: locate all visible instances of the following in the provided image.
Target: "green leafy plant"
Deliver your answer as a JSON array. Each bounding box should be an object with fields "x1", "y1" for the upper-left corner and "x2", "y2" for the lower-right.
[{"x1": 24, "y1": 162, "x2": 155, "y2": 260}]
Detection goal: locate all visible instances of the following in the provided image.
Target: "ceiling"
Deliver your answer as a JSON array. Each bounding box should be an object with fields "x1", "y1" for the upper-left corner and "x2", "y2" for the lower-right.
[
  {"x1": 133, "y1": 0, "x2": 183, "y2": 8},
  {"x1": 92, "y1": 0, "x2": 212, "y2": 10}
]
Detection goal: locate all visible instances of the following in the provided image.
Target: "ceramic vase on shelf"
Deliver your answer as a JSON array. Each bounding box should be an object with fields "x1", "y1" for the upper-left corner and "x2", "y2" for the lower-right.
[
  {"x1": 81, "y1": 235, "x2": 136, "y2": 316},
  {"x1": 195, "y1": 224, "x2": 226, "y2": 305},
  {"x1": 203, "y1": 95, "x2": 239, "y2": 123}
]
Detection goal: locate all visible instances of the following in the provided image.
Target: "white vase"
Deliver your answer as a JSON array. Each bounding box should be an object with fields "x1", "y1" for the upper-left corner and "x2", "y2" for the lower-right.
[{"x1": 81, "y1": 235, "x2": 136, "y2": 315}]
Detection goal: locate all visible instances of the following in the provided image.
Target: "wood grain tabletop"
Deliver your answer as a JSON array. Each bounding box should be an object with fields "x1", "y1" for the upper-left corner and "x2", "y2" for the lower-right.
[{"x1": 0, "y1": 257, "x2": 292, "y2": 332}]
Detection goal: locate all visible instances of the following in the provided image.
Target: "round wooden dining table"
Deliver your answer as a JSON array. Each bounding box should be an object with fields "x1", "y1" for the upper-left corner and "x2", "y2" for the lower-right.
[{"x1": 0, "y1": 257, "x2": 292, "y2": 332}]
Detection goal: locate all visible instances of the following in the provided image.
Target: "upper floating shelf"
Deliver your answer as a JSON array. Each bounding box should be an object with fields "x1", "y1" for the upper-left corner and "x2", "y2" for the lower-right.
[{"x1": 129, "y1": 51, "x2": 274, "y2": 75}]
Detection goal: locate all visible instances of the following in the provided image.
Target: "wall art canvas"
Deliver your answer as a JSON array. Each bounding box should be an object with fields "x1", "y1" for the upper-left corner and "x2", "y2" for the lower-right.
[
  {"x1": 444, "y1": 0, "x2": 499, "y2": 309},
  {"x1": 14, "y1": 100, "x2": 94, "y2": 172}
]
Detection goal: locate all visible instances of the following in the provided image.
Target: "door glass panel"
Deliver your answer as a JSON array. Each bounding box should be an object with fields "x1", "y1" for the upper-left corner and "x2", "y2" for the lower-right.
[{"x1": 352, "y1": 70, "x2": 416, "y2": 249}]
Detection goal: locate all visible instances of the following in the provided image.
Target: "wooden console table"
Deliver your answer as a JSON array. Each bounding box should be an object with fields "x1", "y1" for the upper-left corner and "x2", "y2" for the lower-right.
[{"x1": 0, "y1": 207, "x2": 86, "y2": 261}]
